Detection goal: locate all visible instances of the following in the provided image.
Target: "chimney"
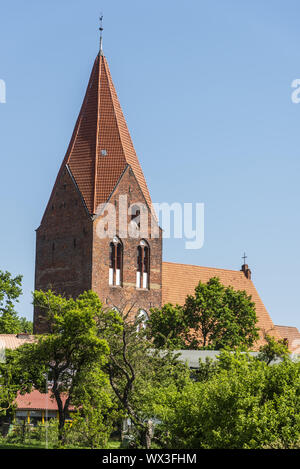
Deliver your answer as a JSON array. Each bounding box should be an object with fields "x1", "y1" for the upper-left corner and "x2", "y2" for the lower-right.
[{"x1": 241, "y1": 264, "x2": 251, "y2": 280}]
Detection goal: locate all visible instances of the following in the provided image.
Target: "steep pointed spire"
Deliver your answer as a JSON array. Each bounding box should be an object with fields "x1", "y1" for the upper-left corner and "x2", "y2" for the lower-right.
[{"x1": 50, "y1": 53, "x2": 152, "y2": 217}]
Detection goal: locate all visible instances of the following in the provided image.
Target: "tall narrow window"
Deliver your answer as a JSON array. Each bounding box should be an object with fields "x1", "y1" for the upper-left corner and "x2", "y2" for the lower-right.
[
  {"x1": 136, "y1": 240, "x2": 150, "y2": 289},
  {"x1": 109, "y1": 236, "x2": 123, "y2": 286}
]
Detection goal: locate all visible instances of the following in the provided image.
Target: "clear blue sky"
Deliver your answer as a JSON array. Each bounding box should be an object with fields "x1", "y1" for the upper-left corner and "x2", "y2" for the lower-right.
[{"x1": 0, "y1": 0, "x2": 299, "y2": 330}]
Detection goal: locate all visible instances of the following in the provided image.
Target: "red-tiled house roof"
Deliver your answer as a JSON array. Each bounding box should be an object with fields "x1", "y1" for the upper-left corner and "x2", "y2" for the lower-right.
[
  {"x1": 15, "y1": 390, "x2": 73, "y2": 411},
  {"x1": 42, "y1": 53, "x2": 152, "y2": 220},
  {"x1": 0, "y1": 334, "x2": 35, "y2": 350},
  {"x1": 162, "y1": 261, "x2": 282, "y2": 348}
]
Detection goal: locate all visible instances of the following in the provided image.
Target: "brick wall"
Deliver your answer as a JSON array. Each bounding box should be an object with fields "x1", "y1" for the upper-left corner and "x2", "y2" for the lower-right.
[
  {"x1": 34, "y1": 165, "x2": 162, "y2": 332},
  {"x1": 34, "y1": 168, "x2": 93, "y2": 333},
  {"x1": 92, "y1": 166, "x2": 162, "y2": 321}
]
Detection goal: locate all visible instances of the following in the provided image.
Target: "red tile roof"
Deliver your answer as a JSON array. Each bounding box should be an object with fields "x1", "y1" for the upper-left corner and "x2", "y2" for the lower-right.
[
  {"x1": 162, "y1": 261, "x2": 282, "y2": 348},
  {"x1": 15, "y1": 390, "x2": 72, "y2": 411},
  {"x1": 43, "y1": 53, "x2": 152, "y2": 219},
  {"x1": 0, "y1": 334, "x2": 35, "y2": 350}
]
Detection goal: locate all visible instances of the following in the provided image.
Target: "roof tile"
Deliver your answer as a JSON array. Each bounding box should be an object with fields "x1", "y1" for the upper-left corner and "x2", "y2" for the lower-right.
[
  {"x1": 0, "y1": 334, "x2": 35, "y2": 350},
  {"x1": 44, "y1": 54, "x2": 152, "y2": 218},
  {"x1": 15, "y1": 390, "x2": 73, "y2": 411},
  {"x1": 162, "y1": 261, "x2": 282, "y2": 348}
]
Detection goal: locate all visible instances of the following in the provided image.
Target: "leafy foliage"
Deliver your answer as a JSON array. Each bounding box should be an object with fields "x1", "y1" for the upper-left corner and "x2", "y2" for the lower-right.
[
  {"x1": 147, "y1": 277, "x2": 259, "y2": 350},
  {"x1": 0, "y1": 270, "x2": 32, "y2": 333},
  {"x1": 258, "y1": 333, "x2": 289, "y2": 365},
  {"x1": 104, "y1": 304, "x2": 190, "y2": 448},
  {"x1": 1, "y1": 285, "x2": 297, "y2": 450},
  {"x1": 154, "y1": 351, "x2": 300, "y2": 449},
  {"x1": 70, "y1": 365, "x2": 120, "y2": 449},
  {"x1": 145, "y1": 304, "x2": 187, "y2": 350},
  {"x1": 15, "y1": 290, "x2": 115, "y2": 442},
  {"x1": 0, "y1": 347, "x2": 33, "y2": 417}
]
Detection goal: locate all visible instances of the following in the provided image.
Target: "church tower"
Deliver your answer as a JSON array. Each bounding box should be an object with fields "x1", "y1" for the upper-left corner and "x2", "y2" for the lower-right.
[{"x1": 34, "y1": 41, "x2": 162, "y2": 333}]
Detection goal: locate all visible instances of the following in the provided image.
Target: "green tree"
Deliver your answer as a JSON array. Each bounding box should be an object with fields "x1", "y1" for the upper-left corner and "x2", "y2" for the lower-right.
[
  {"x1": 147, "y1": 277, "x2": 259, "y2": 350},
  {"x1": 154, "y1": 351, "x2": 300, "y2": 449},
  {"x1": 257, "y1": 333, "x2": 289, "y2": 365},
  {"x1": 0, "y1": 339, "x2": 39, "y2": 426},
  {"x1": 146, "y1": 303, "x2": 187, "y2": 349},
  {"x1": 70, "y1": 365, "x2": 120, "y2": 449},
  {"x1": 18, "y1": 317, "x2": 33, "y2": 334},
  {"x1": 105, "y1": 304, "x2": 190, "y2": 449},
  {"x1": 16, "y1": 290, "x2": 114, "y2": 443},
  {"x1": 0, "y1": 270, "x2": 33, "y2": 333},
  {"x1": 0, "y1": 348, "x2": 32, "y2": 418}
]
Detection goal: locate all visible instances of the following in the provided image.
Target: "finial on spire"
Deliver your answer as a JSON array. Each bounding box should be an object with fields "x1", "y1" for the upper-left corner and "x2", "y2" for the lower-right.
[
  {"x1": 99, "y1": 14, "x2": 104, "y2": 56},
  {"x1": 242, "y1": 252, "x2": 247, "y2": 265}
]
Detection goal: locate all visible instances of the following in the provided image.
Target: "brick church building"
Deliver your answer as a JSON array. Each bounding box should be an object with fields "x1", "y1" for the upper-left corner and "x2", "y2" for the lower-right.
[{"x1": 33, "y1": 41, "x2": 299, "y2": 350}]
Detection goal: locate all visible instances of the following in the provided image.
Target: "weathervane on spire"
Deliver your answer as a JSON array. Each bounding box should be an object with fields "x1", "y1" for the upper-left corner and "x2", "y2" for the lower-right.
[{"x1": 99, "y1": 14, "x2": 104, "y2": 56}]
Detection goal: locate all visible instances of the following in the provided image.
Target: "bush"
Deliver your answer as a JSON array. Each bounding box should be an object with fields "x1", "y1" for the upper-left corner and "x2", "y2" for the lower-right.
[
  {"x1": 154, "y1": 351, "x2": 300, "y2": 449},
  {"x1": 34, "y1": 420, "x2": 59, "y2": 447}
]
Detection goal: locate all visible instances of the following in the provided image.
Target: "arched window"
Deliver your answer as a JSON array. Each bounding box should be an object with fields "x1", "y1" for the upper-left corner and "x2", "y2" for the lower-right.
[
  {"x1": 136, "y1": 240, "x2": 150, "y2": 289},
  {"x1": 109, "y1": 236, "x2": 123, "y2": 286},
  {"x1": 136, "y1": 309, "x2": 149, "y2": 332}
]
